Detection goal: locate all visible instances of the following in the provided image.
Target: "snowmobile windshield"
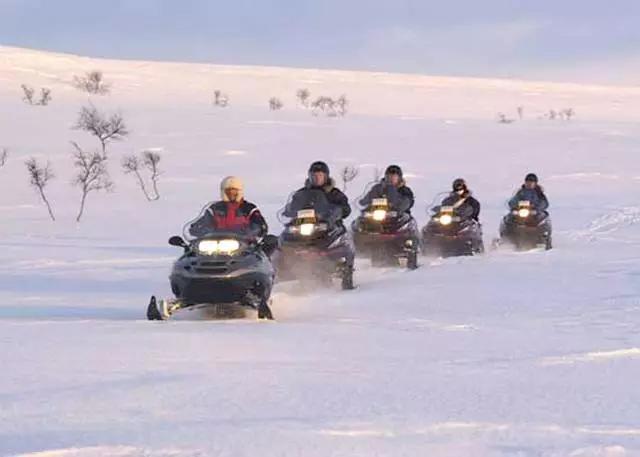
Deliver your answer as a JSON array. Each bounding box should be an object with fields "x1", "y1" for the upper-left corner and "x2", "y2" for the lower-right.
[
  {"x1": 425, "y1": 191, "x2": 452, "y2": 215},
  {"x1": 278, "y1": 188, "x2": 340, "y2": 225},
  {"x1": 357, "y1": 180, "x2": 404, "y2": 211}
]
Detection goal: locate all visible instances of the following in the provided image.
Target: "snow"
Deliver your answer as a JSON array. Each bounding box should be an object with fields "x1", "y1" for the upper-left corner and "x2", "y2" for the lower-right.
[{"x1": 1, "y1": 46, "x2": 640, "y2": 457}]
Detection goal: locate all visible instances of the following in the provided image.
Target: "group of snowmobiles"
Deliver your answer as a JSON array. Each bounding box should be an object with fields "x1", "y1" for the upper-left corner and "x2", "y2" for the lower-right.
[{"x1": 147, "y1": 164, "x2": 552, "y2": 322}]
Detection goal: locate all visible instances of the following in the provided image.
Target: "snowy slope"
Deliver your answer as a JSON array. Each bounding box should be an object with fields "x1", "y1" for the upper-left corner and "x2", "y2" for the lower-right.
[{"x1": 1, "y1": 47, "x2": 640, "y2": 457}]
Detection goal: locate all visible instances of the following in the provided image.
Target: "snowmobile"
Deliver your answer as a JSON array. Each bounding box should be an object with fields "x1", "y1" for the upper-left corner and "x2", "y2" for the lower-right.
[
  {"x1": 493, "y1": 199, "x2": 552, "y2": 251},
  {"x1": 146, "y1": 206, "x2": 275, "y2": 321},
  {"x1": 272, "y1": 188, "x2": 356, "y2": 290},
  {"x1": 351, "y1": 181, "x2": 419, "y2": 269},
  {"x1": 421, "y1": 192, "x2": 484, "y2": 257}
]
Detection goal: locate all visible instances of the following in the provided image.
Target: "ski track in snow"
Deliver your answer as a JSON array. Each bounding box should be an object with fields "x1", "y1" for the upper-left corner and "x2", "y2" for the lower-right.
[{"x1": 2, "y1": 47, "x2": 640, "y2": 457}]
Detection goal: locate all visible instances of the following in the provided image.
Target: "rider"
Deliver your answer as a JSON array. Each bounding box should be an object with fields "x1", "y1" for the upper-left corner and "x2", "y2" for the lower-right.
[
  {"x1": 189, "y1": 176, "x2": 278, "y2": 255},
  {"x1": 301, "y1": 161, "x2": 351, "y2": 219},
  {"x1": 441, "y1": 178, "x2": 481, "y2": 222},
  {"x1": 508, "y1": 173, "x2": 549, "y2": 214},
  {"x1": 359, "y1": 164, "x2": 414, "y2": 215}
]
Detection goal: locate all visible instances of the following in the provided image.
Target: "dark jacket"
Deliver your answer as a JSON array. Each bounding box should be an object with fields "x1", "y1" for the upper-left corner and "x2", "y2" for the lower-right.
[
  {"x1": 359, "y1": 179, "x2": 414, "y2": 214},
  {"x1": 509, "y1": 186, "x2": 549, "y2": 212},
  {"x1": 441, "y1": 190, "x2": 481, "y2": 221},
  {"x1": 297, "y1": 177, "x2": 351, "y2": 219},
  {"x1": 189, "y1": 200, "x2": 268, "y2": 238}
]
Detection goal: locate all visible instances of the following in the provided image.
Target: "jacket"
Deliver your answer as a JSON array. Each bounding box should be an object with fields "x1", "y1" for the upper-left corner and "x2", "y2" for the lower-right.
[
  {"x1": 509, "y1": 186, "x2": 549, "y2": 212},
  {"x1": 189, "y1": 200, "x2": 268, "y2": 238},
  {"x1": 359, "y1": 179, "x2": 414, "y2": 214},
  {"x1": 441, "y1": 190, "x2": 481, "y2": 221},
  {"x1": 296, "y1": 177, "x2": 351, "y2": 219}
]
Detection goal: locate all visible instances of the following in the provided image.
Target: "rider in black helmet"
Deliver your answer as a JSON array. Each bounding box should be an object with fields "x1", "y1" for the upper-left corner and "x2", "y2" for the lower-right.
[
  {"x1": 508, "y1": 173, "x2": 549, "y2": 214},
  {"x1": 301, "y1": 161, "x2": 351, "y2": 219},
  {"x1": 441, "y1": 178, "x2": 481, "y2": 222},
  {"x1": 359, "y1": 164, "x2": 415, "y2": 214}
]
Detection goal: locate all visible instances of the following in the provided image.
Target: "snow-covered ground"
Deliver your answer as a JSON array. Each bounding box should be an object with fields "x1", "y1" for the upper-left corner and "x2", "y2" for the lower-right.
[{"x1": 1, "y1": 46, "x2": 640, "y2": 457}]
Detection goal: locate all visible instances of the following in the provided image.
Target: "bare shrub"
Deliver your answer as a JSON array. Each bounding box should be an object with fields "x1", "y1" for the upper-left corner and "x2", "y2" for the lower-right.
[
  {"x1": 296, "y1": 88, "x2": 310, "y2": 107},
  {"x1": 340, "y1": 165, "x2": 359, "y2": 191},
  {"x1": 71, "y1": 141, "x2": 113, "y2": 222},
  {"x1": 562, "y1": 108, "x2": 574, "y2": 120},
  {"x1": 336, "y1": 95, "x2": 348, "y2": 116},
  {"x1": 269, "y1": 97, "x2": 284, "y2": 111},
  {"x1": 122, "y1": 150, "x2": 162, "y2": 201},
  {"x1": 213, "y1": 90, "x2": 229, "y2": 107},
  {"x1": 25, "y1": 158, "x2": 56, "y2": 221},
  {"x1": 497, "y1": 112, "x2": 515, "y2": 124},
  {"x1": 517, "y1": 105, "x2": 524, "y2": 119},
  {"x1": 73, "y1": 104, "x2": 129, "y2": 157},
  {"x1": 21, "y1": 84, "x2": 35, "y2": 104},
  {"x1": 37, "y1": 88, "x2": 52, "y2": 106},
  {"x1": 0, "y1": 148, "x2": 7, "y2": 168},
  {"x1": 72, "y1": 70, "x2": 111, "y2": 95},
  {"x1": 311, "y1": 96, "x2": 336, "y2": 117}
]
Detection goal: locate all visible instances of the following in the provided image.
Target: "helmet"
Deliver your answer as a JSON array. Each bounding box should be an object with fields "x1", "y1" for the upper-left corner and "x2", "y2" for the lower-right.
[
  {"x1": 220, "y1": 175, "x2": 244, "y2": 202},
  {"x1": 452, "y1": 178, "x2": 467, "y2": 192},
  {"x1": 525, "y1": 173, "x2": 538, "y2": 183},
  {"x1": 308, "y1": 161, "x2": 330, "y2": 176},
  {"x1": 384, "y1": 164, "x2": 403, "y2": 178}
]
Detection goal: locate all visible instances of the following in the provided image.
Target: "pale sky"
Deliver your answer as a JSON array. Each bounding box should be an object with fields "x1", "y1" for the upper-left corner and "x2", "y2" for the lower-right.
[{"x1": 0, "y1": 0, "x2": 638, "y2": 84}]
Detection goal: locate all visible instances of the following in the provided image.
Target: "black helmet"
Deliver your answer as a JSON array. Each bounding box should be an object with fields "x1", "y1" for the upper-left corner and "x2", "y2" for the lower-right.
[
  {"x1": 384, "y1": 164, "x2": 403, "y2": 178},
  {"x1": 525, "y1": 173, "x2": 538, "y2": 183},
  {"x1": 308, "y1": 161, "x2": 330, "y2": 176},
  {"x1": 452, "y1": 178, "x2": 467, "y2": 191}
]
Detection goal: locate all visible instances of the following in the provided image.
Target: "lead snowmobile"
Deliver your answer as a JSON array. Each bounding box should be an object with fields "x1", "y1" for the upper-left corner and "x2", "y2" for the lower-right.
[
  {"x1": 421, "y1": 192, "x2": 484, "y2": 257},
  {"x1": 351, "y1": 180, "x2": 420, "y2": 269},
  {"x1": 494, "y1": 199, "x2": 552, "y2": 250},
  {"x1": 272, "y1": 188, "x2": 356, "y2": 290},
  {"x1": 147, "y1": 204, "x2": 275, "y2": 321}
]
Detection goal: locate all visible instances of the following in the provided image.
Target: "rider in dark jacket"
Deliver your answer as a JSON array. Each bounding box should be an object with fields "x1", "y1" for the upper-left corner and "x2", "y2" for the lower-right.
[
  {"x1": 359, "y1": 164, "x2": 414, "y2": 215},
  {"x1": 295, "y1": 161, "x2": 351, "y2": 219},
  {"x1": 440, "y1": 178, "x2": 481, "y2": 222},
  {"x1": 508, "y1": 173, "x2": 549, "y2": 214}
]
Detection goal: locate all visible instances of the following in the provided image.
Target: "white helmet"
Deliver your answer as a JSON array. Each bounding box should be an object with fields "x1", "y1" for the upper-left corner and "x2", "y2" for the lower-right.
[{"x1": 220, "y1": 176, "x2": 244, "y2": 202}]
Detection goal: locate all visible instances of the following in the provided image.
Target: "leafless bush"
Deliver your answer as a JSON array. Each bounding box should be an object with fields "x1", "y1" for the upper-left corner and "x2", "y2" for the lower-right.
[
  {"x1": 21, "y1": 84, "x2": 35, "y2": 104},
  {"x1": 296, "y1": 88, "x2": 310, "y2": 107},
  {"x1": 72, "y1": 70, "x2": 111, "y2": 95},
  {"x1": 562, "y1": 108, "x2": 574, "y2": 120},
  {"x1": 73, "y1": 104, "x2": 129, "y2": 157},
  {"x1": 548, "y1": 109, "x2": 557, "y2": 120},
  {"x1": 121, "y1": 150, "x2": 162, "y2": 201},
  {"x1": 497, "y1": 112, "x2": 515, "y2": 124},
  {"x1": 311, "y1": 96, "x2": 337, "y2": 117},
  {"x1": 213, "y1": 90, "x2": 229, "y2": 107},
  {"x1": 340, "y1": 165, "x2": 359, "y2": 191},
  {"x1": 0, "y1": 148, "x2": 7, "y2": 168},
  {"x1": 269, "y1": 97, "x2": 284, "y2": 111},
  {"x1": 38, "y1": 88, "x2": 52, "y2": 106},
  {"x1": 25, "y1": 158, "x2": 56, "y2": 221},
  {"x1": 517, "y1": 105, "x2": 524, "y2": 120},
  {"x1": 71, "y1": 141, "x2": 113, "y2": 222},
  {"x1": 336, "y1": 95, "x2": 348, "y2": 116}
]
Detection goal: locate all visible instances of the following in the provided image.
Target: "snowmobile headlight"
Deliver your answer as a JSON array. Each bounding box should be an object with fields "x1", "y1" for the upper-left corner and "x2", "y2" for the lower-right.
[
  {"x1": 299, "y1": 223, "x2": 315, "y2": 236},
  {"x1": 217, "y1": 239, "x2": 240, "y2": 253},
  {"x1": 197, "y1": 239, "x2": 240, "y2": 255},
  {"x1": 372, "y1": 209, "x2": 387, "y2": 221},
  {"x1": 439, "y1": 214, "x2": 453, "y2": 225},
  {"x1": 518, "y1": 208, "x2": 530, "y2": 218}
]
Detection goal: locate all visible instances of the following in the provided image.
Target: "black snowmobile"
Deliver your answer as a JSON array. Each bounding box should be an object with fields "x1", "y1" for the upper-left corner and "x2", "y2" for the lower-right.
[
  {"x1": 272, "y1": 188, "x2": 356, "y2": 290},
  {"x1": 147, "y1": 205, "x2": 276, "y2": 321},
  {"x1": 421, "y1": 192, "x2": 485, "y2": 257},
  {"x1": 351, "y1": 181, "x2": 420, "y2": 269},
  {"x1": 493, "y1": 199, "x2": 552, "y2": 251}
]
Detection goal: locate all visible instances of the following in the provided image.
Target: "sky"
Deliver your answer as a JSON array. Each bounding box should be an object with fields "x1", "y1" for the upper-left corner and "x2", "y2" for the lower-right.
[{"x1": 0, "y1": 0, "x2": 638, "y2": 84}]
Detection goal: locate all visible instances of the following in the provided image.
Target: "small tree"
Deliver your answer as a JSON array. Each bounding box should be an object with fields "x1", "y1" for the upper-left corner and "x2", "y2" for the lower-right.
[
  {"x1": 25, "y1": 158, "x2": 56, "y2": 221},
  {"x1": 311, "y1": 96, "x2": 336, "y2": 116},
  {"x1": 72, "y1": 70, "x2": 111, "y2": 95},
  {"x1": 0, "y1": 148, "x2": 7, "y2": 168},
  {"x1": 121, "y1": 150, "x2": 162, "y2": 201},
  {"x1": 296, "y1": 88, "x2": 310, "y2": 107},
  {"x1": 73, "y1": 104, "x2": 129, "y2": 157},
  {"x1": 21, "y1": 84, "x2": 35, "y2": 105},
  {"x1": 497, "y1": 112, "x2": 515, "y2": 124},
  {"x1": 336, "y1": 95, "x2": 349, "y2": 116},
  {"x1": 517, "y1": 105, "x2": 524, "y2": 120},
  {"x1": 340, "y1": 165, "x2": 359, "y2": 191},
  {"x1": 548, "y1": 109, "x2": 557, "y2": 120},
  {"x1": 562, "y1": 108, "x2": 574, "y2": 120},
  {"x1": 213, "y1": 90, "x2": 229, "y2": 107},
  {"x1": 37, "y1": 88, "x2": 52, "y2": 106},
  {"x1": 71, "y1": 142, "x2": 113, "y2": 222},
  {"x1": 269, "y1": 97, "x2": 284, "y2": 111}
]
